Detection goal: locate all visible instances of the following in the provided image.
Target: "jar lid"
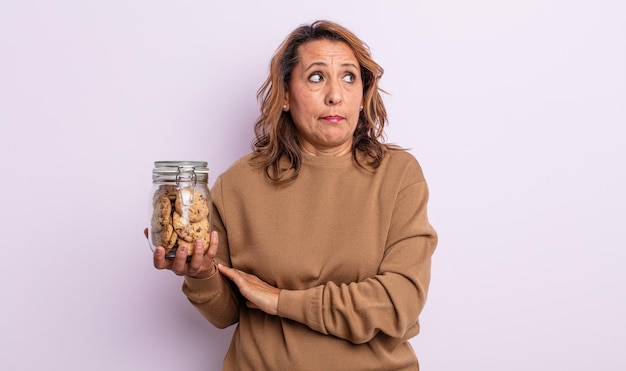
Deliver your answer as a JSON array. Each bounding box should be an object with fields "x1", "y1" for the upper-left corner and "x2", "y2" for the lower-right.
[{"x1": 153, "y1": 161, "x2": 209, "y2": 174}]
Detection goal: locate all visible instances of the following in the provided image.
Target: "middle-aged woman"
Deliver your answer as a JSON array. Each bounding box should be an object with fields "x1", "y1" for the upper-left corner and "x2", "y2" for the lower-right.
[{"x1": 152, "y1": 20, "x2": 438, "y2": 370}]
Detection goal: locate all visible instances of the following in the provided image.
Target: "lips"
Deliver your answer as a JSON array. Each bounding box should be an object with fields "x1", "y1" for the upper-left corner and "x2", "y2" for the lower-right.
[{"x1": 322, "y1": 115, "x2": 344, "y2": 123}]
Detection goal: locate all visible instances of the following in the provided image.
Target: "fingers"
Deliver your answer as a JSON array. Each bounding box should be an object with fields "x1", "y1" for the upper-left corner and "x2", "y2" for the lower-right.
[
  {"x1": 149, "y1": 227, "x2": 172, "y2": 270},
  {"x1": 217, "y1": 264, "x2": 253, "y2": 289},
  {"x1": 217, "y1": 263, "x2": 237, "y2": 281},
  {"x1": 152, "y1": 230, "x2": 220, "y2": 279},
  {"x1": 188, "y1": 239, "x2": 206, "y2": 275},
  {"x1": 170, "y1": 244, "x2": 190, "y2": 275},
  {"x1": 216, "y1": 264, "x2": 280, "y2": 316},
  {"x1": 217, "y1": 264, "x2": 247, "y2": 288},
  {"x1": 206, "y1": 231, "x2": 219, "y2": 261},
  {"x1": 153, "y1": 246, "x2": 172, "y2": 270},
  {"x1": 187, "y1": 231, "x2": 219, "y2": 276}
]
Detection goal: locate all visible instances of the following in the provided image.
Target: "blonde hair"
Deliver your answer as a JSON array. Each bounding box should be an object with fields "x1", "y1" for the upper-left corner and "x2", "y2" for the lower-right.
[{"x1": 252, "y1": 20, "x2": 394, "y2": 184}]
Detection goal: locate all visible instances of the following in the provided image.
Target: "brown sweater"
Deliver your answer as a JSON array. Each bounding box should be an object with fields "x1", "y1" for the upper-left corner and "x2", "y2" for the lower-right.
[{"x1": 183, "y1": 149, "x2": 437, "y2": 370}]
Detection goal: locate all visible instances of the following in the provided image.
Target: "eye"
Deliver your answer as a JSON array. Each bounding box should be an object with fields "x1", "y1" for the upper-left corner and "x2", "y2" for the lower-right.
[
  {"x1": 342, "y1": 72, "x2": 356, "y2": 83},
  {"x1": 308, "y1": 72, "x2": 323, "y2": 83}
]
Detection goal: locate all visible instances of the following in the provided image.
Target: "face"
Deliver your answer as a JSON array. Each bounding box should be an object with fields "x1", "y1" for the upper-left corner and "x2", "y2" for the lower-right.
[{"x1": 285, "y1": 39, "x2": 363, "y2": 156}]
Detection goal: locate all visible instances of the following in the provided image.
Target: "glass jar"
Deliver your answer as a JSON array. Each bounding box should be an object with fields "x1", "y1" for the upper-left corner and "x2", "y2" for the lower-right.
[{"x1": 148, "y1": 161, "x2": 211, "y2": 259}]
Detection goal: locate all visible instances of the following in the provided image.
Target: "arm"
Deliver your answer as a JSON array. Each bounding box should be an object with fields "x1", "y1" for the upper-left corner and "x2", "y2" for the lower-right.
[
  {"x1": 216, "y1": 177, "x2": 437, "y2": 343},
  {"x1": 278, "y1": 180, "x2": 437, "y2": 343},
  {"x1": 182, "y1": 176, "x2": 242, "y2": 329}
]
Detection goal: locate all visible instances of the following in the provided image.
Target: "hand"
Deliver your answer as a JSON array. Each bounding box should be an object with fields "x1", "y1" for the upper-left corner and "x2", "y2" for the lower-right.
[
  {"x1": 218, "y1": 264, "x2": 280, "y2": 316},
  {"x1": 144, "y1": 228, "x2": 219, "y2": 279}
]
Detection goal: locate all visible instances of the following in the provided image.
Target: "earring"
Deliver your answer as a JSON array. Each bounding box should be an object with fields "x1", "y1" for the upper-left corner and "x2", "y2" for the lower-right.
[
  {"x1": 360, "y1": 105, "x2": 363, "y2": 111},
  {"x1": 283, "y1": 104, "x2": 288, "y2": 111}
]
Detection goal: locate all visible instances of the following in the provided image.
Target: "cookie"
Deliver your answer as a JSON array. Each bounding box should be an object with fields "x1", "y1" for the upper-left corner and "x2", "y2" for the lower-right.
[
  {"x1": 160, "y1": 230, "x2": 179, "y2": 258},
  {"x1": 164, "y1": 226, "x2": 177, "y2": 250},
  {"x1": 152, "y1": 185, "x2": 177, "y2": 206},
  {"x1": 175, "y1": 188, "x2": 209, "y2": 223},
  {"x1": 151, "y1": 223, "x2": 175, "y2": 249},
  {"x1": 151, "y1": 196, "x2": 172, "y2": 232},
  {"x1": 172, "y1": 212, "x2": 210, "y2": 243}
]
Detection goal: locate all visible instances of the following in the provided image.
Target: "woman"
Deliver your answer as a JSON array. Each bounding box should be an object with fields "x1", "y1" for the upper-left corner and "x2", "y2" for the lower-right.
[{"x1": 153, "y1": 20, "x2": 437, "y2": 370}]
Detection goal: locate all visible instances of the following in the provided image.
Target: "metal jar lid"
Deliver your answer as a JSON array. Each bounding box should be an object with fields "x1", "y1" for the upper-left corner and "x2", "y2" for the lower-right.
[{"x1": 152, "y1": 161, "x2": 209, "y2": 184}]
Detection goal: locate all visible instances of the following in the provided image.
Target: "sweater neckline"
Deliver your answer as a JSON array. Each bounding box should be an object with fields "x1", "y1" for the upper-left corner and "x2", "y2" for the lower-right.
[{"x1": 302, "y1": 151, "x2": 354, "y2": 169}]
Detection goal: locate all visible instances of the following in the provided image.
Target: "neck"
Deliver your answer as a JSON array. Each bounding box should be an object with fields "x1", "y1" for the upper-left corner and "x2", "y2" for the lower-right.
[{"x1": 300, "y1": 142, "x2": 352, "y2": 157}]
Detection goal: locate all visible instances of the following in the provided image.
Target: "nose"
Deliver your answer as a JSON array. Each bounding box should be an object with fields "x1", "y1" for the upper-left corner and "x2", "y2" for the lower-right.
[{"x1": 325, "y1": 79, "x2": 342, "y2": 105}]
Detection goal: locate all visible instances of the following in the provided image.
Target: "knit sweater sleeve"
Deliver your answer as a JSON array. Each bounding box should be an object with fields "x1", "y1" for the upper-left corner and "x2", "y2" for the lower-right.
[
  {"x1": 277, "y1": 177, "x2": 437, "y2": 344},
  {"x1": 181, "y1": 175, "x2": 241, "y2": 329}
]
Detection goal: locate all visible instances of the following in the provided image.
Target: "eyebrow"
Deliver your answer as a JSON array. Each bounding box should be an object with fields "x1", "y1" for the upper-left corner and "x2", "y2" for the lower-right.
[{"x1": 304, "y1": 61, "x2": 359, "y2": 71}]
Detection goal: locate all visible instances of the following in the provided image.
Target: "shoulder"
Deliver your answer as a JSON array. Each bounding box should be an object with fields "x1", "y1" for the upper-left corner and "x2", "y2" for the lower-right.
[
  {"x1": 215, "y1": 152, "x2": 261, "y2": 185},
  {"x1": 226, "y1": 152, "x2": 257, "y2": 172},
  {"x1": 380, "y1": 148, "x2": 425, "y2": 183}
]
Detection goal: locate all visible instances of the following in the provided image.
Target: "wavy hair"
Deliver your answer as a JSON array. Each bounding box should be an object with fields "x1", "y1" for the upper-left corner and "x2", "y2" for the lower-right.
[{"x1": 252, "y1": 20, "x2": 394, "y2": 184}]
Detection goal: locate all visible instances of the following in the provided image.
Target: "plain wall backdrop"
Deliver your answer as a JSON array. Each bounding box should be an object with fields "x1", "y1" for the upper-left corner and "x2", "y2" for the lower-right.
[{"x1": 1, "y1": 0, "x2": 624, "y2": 370}]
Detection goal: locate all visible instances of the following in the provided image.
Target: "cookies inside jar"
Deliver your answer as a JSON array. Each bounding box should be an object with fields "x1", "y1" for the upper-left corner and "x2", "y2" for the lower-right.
[{"x1": 150, "y1": 184, "x2": 211, "y2": 258}]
